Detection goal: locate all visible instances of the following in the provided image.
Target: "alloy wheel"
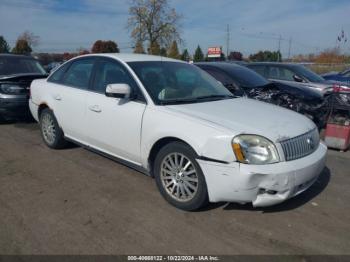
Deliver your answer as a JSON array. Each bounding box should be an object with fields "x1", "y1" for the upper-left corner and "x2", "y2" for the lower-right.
[
  {"x1": 160, "y1": 153, "x2": 199, "y2": 202},
  {"x1": 41, "y1": 113, "x2": 56, "y2": 145}
]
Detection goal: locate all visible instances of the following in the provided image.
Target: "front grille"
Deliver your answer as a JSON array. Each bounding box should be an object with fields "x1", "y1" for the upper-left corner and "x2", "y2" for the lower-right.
[{"x1": 280, "y1": 128, "x2": 320, "y2": 161}]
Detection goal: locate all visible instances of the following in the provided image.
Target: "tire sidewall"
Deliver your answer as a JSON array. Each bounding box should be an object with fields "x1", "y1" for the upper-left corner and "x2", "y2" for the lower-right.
[{"x1": 154, "y1": 142, "x2": 208, "y2": 211}]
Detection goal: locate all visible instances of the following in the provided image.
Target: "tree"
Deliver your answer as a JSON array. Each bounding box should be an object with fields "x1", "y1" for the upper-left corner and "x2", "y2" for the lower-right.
[
  {"x1": 228, "y1": 51, "x2": 243, "y2": 61},
  {"x1": 12, "y1": 39, "x2": 32, "y2": 55},
  {"x1": 314, "y1": 48, "x2": 346, "y2": 64},
  {"x1": 91, "y1": 40, "x2": 119, "y2": 53},
  {"x1": 181, "y1": 49, "x2": 190, "y2": 61},
  {"x1": 168, "y1": 40, "x2": 180, "y2": 59},
  {"x1": 127, "y1": 0, "x2": 182, "y2": 54},
  {"x1": 160, "y1": 47, "x2": 167, "y2": 57},
  {"x1": 0, "y1": 36, "x2": 10, "y2": 53},
  {"x1": 148, "y1": 41, "x2": 161, "y2": 55},
  {"x1": 193, "y1": 45, "x2": 204, "y2": 62},
  {"x1": 77, "y1": 47, "x2": 90, "y2": 55},
  {"x1": 134, "y1": 40, "x2": 145, "y2": 53},
  {"x1": 63, "y1": 52, "x2": 76, "y2": 61},
  {"x1": 249, "y1": 50, "x2": 282, "y2": 62},
  {"x1": 18, "y1": 30, "x2": 40, "y2": 48}
]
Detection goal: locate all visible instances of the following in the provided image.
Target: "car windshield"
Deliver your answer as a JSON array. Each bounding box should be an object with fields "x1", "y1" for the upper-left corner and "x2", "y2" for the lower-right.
[
  {"x1": 293, "y1": 65, "x2": 325, "y2": 83},
  {"x1": 227, "y1": 66, "x2": 269, "y2": 88},
  {"x1": 128, "y1": 61, "x2": 233, "y2": 105},
  {"x1": 0, "y1": 56, "x2": 46, "y2": 76}
]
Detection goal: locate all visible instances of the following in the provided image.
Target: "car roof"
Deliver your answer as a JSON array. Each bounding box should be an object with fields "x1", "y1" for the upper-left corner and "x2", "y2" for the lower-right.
[
  {"x1": 196, "y1": 61, "x2": 245, "y2": 70},
  {"x1": 78, "y1": 53, "x2": 184, "y2": 63},
  {"x1": 247, "y1": 62, "x2": 300, "y2": 68},
  {"x1": 0, "y1": 54, "x2": 36, "y2": 59}
]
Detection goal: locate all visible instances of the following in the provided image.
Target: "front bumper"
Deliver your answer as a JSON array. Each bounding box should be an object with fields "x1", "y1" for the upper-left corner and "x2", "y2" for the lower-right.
[
  {"x1": 0, "y1": 93, "x2": 29, "y2": 117},
  {"x1": 198, "y1": 142, "x2": 327, "y2": 207}
]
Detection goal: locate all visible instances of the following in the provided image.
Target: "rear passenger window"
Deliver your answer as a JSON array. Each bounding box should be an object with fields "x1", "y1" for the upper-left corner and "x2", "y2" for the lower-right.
[
  {"x1": 61, "y1": 59, "x2": 94, "y2": 89},
  {"x1": 48, "y1": 62, "x2": 71, "y2": 83}
]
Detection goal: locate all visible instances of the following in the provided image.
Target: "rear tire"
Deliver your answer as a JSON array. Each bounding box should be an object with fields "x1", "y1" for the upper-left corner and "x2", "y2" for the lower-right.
[
  {"x1": 39, "y1": 108, "x2": 67, "y2": 149},
  {"x1": 154, "y1": 142, "x2": 209, "y2": 211}
]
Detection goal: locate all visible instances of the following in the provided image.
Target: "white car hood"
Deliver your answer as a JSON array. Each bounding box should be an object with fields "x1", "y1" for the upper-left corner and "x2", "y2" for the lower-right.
[{"x1": 166, "y1": 97, "x2": 315, "y2": 142}]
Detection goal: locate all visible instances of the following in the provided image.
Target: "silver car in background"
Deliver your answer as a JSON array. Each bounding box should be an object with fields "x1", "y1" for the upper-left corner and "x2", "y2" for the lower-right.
[{"x1": 246, "y1": 62, "x2": 341, "y2": 96}]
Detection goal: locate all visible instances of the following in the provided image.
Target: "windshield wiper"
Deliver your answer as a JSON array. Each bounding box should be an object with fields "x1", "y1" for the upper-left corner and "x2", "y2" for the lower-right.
[
  {"x1": 159, "y1": 95, "x2": 234, "y2": 105},
  {"x1": 194, "y1": 94, "x2": 234, "y2": 100}
]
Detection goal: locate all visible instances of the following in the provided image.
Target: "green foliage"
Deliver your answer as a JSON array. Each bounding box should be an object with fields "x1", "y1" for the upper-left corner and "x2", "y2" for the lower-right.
[
  {"x1": 12, "y1": 39, "x2": 32, "y2": 55},
  {"x1": 167, "y1": 40, "x2": 180, "y2": 59},
  {"x1": 91, "y1": 40, "x2": 119, "y2": 53},
  {"x1": 180, "y1": 49, "x2": 190, "y2": 61},
  {"x1": 249, "y1": 50, "x2": 282, "y2": 62},
  {"x1": 0, "y1": 36, "x2": 10, "y2": 53},
  {"x1": 193, "y1": 45, "x2": 204, "y2": 62},
  {"x1": 228, "y1": 51, "x2": 243, "y2": 61}
]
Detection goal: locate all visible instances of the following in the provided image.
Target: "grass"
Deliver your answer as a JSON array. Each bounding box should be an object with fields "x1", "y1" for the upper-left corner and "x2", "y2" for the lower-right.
[{"x1": 306, "y1": 64, "x2": 350, "y2": 74}]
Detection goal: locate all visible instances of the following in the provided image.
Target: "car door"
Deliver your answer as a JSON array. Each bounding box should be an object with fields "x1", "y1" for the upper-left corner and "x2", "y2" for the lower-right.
[
  {"x1": 85, "y1": 57, "x2": 147, "y2": 165},
  {"x1": 48, "y1": 57, "x2": 95, "y2": 143}
]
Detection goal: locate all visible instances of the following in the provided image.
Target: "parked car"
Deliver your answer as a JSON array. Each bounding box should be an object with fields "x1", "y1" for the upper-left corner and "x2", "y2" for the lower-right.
[
  {"x1": 29, "y1": 54, "x2": 327, "y2": 211},
  {"x1": 44, "y1": 62, "x2": 61, "y2": 74},
  {"x1": 0, "y1": 54, "x2": 48, "y2": 122},
  {"x1": 246, "y1": 62, "x2": 337, "y2": 96},
  {"x1": 196, "y1": 62, "x2": 328, "y2": 128},
  {"x1": 323, "y1": 68, "x2": 350, "y2": 84}
]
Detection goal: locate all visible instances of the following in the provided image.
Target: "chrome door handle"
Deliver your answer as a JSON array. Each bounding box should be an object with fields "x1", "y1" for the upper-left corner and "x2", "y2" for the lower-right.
[
  {"x1": 54, "y1": 95, "x2": 62, "y2": 101},
  {"x1": 88, "y1": 105, "x2": 102, "y2": 113}
]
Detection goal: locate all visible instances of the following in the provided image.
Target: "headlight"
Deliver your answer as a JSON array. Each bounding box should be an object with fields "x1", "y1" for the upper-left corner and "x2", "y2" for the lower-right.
[
  {"x1": 0, "y1": 84, "x2": 25, "y2": 94},
  {"x1": 232, "y1": 135, "x2": 280, "y2": 165}
]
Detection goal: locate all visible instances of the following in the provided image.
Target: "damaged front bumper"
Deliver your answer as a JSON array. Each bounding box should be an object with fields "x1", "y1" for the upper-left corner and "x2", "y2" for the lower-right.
[{"x1": 198, "y1": 142, "x2": 327, "y2": 207}]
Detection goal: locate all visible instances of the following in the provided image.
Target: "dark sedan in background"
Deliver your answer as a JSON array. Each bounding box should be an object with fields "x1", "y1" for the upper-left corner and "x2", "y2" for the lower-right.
[
  {"x1": 0, "y1": 54, "x2": 47, "y2": 122},
  {"x1": 246, "y1": 62, "x2": 336, "y2": 96},
  {"x1": 323, "y1": 68, "x2": 350, "y2": 84},
  {"x1": 196, "y1": 62, "x2": 328, "y2": 128}
]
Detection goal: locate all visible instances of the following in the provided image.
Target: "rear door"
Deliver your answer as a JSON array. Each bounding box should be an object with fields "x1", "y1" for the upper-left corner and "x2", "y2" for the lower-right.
[
  {"x1": 48, "y1": 57, "x2": 95, "y2": 143},
  {"x1": 85, "y1": 57, "x2": 146, "y2": 164}
]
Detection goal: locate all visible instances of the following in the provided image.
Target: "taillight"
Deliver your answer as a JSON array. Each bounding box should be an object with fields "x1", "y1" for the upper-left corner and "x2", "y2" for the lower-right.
[{"x1": 333, "y1": 84, "x2": 350, "y2": 93}]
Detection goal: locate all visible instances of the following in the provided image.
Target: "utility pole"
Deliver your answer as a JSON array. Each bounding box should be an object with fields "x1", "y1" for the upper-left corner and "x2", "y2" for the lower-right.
[
  {"x1": 288, "y1": 37, "x2": 292, "y2": 60},
  {"x1": 226, "y1": 24, "x2": 230, "y2": 58},
  {"x1": 278, "y1": 34, "x2": 282, "y2": 61}
]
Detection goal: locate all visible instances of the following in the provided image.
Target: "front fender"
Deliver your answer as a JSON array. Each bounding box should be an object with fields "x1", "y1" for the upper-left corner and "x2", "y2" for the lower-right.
[{"x1": 141, "y1": 107, "x2": 236, "y2": 169}]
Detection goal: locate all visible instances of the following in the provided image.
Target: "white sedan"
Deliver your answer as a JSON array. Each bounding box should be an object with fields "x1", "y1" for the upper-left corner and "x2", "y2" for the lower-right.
[{"x1": 29, "y1": 54, "x2": 327, "y2": 210}]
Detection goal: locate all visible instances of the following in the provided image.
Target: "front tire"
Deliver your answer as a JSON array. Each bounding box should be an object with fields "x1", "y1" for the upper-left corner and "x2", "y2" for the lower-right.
[
  {"x1": 39, "y1": 108, "x2": 67, "y2": 149},
  {"x1": 154, "y1": 142, "x2": 209, "y2": 211}
]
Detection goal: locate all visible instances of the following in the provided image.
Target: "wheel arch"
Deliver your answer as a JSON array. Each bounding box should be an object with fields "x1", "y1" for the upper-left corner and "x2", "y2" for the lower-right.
[
  {"x1": 147, "y1": 137, "x2": 199, "y2": 177},
  {"x1": 38, "y1": 103, "x2": 50, "y2": 118}
]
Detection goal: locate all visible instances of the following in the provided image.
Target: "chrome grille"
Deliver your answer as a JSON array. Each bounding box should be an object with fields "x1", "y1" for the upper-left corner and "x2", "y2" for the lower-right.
[{"x1": 280, "y1": 128, "x2": 320, "y2": 161}]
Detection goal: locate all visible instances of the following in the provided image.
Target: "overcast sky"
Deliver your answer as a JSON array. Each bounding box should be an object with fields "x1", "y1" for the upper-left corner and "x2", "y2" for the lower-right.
[{"x1": 0, "y1": 0, "x2": 349, "y2": 57}]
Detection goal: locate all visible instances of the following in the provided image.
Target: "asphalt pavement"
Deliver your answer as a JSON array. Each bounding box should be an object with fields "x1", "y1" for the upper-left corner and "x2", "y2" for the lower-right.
[{"x1": 0, "y1": 121, "x2": 349, "y2": 255}]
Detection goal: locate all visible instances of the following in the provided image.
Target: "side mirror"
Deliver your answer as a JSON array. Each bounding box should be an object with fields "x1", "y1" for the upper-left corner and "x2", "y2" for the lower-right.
[
  {"x1": 293, "y1": 74, "x2": 304, "y2": 83},
  {"x1": 105, "y1": 83, "x2": 131, "y2": 99}
]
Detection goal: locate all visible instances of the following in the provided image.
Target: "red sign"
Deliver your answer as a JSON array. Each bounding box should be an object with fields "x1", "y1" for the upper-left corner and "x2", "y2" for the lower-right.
[{"x1": 207, "y1": 47, "x2": 222, "y2": 58}]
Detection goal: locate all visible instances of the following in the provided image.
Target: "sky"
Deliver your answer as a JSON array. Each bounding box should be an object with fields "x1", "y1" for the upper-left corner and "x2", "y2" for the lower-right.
[{"x1": 0, "y1": 0, "x2": 349, "y2": 57}]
